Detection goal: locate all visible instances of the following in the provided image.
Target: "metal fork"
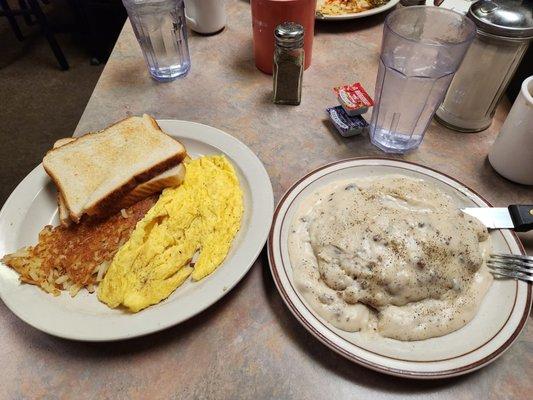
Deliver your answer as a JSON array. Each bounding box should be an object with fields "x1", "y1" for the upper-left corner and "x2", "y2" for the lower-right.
[{"x1": 487, "y1": 253, "x2": 533, "y2": 283}]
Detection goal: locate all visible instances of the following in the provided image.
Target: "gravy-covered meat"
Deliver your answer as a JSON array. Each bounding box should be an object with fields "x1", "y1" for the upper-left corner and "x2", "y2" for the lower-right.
[{"x1": 289, "y1": 176, "x2": 492, "y2": 341}]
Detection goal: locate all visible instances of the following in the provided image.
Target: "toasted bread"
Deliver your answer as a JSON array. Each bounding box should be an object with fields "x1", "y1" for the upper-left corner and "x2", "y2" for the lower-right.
[
  {"x1": 44, "y1": 114, "x2": 186, "y2": 223},
  {"x1": 116, "y1": 163, "x2": 185, "y2": 210},
  {"x1": 57, "y1": 193, "x2": 71, "y2": 227},
  {"x1": 54, "y1": 137, "x2": 76, "y2": 148},
  {"x1": 53, "y1": 138, "x2": 78, "y2": 227},
  {"x1": 56, "y1": 164, "x2": 186, "y2": 227},
  {"x1": 53, "y1": 136, "x2": 186, "y2": 227}
]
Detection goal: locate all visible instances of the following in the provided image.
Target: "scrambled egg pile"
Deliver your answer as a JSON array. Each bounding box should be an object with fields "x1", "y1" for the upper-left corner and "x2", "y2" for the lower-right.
[{"x1": 98, "y1": 155, "x2": 243, "y2": 312}]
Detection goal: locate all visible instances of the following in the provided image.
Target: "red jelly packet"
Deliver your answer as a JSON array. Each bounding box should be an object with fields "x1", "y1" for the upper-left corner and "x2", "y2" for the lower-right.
[{"x1": 333, "y1": 82, "x2": 374, "y2": 111}]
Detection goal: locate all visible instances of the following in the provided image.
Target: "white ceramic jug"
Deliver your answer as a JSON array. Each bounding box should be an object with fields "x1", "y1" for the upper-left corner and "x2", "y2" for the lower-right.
[
  {"x1": 488, "y1": 76, "x2": 533, "y2": 185},
  {"x1": 184, "y1": 0, "x2": 226, "y2": 34}
]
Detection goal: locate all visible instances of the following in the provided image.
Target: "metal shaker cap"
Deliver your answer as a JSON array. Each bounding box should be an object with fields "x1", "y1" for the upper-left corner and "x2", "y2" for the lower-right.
[
  {"x1": 468, "y1": 0, "x2": 533, "y2": 38},
  {"x1": 275, "y1": 22, "x2": 304, "y2": 49}
]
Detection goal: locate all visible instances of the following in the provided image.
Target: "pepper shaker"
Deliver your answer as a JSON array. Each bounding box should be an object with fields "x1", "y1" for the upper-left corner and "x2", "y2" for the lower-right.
[{"x1": 273, "y1": 22, "x2": 304, "y2": 105}]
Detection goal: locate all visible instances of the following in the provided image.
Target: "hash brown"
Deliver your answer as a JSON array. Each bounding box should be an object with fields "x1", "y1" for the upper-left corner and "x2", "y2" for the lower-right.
[{"x1": 2, "y1": 196, "x2": 157, "y2": 296}]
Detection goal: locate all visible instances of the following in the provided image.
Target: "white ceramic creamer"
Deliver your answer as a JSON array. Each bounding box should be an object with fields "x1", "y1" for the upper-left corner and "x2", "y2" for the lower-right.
[
  {"x1": 489, "y1": 76, "x2": 533, "y2": 185},
  {"x1": 184, "y1": 0, "x2": 226, "y2": 34}
]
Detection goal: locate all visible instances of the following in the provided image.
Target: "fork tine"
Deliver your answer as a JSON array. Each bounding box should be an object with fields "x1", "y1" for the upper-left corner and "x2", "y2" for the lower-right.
[
  {"x1": 488, "y1": 267, "x2": 533, "y2": 282},
  {"x1": 489, "y1": 255, "x2": 533, "y2": 269},
  {"x1": 489, "y1": 259, "x2": 533, "y2": 270},
  {"x1": 490, "y1": 259, "x2": 533, "y2": 270},
  {"x1": 487, "y1": 253, "x2": 533, "y2": 283},
  {"x1": 491, "y1": 253, "x2": 533, "y2": 264},
  {"x1": 487, "y1": 260, "x2": 533, "y2": 273},
  {"x1": 490, "y1": 256, "x2": 533, "y2": 266}
]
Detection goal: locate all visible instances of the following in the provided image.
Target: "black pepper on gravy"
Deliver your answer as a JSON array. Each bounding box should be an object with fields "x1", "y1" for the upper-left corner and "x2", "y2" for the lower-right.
[{"x1": 288, "y1": 176, "x2": 492, "y2": 341}]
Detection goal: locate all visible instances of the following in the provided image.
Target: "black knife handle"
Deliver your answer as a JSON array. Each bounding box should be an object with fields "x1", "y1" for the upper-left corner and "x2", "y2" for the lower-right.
[{"x1": 508, "y1": 205, "x2": 533, "y2": 232}]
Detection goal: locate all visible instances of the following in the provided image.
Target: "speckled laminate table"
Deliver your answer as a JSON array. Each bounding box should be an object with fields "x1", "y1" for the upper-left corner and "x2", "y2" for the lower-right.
[{"x1": 2, "y1": 1, "x2": 532, "y2": 399}]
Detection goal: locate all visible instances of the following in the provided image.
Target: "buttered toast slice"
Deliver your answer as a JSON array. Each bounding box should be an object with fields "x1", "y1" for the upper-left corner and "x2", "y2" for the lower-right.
[
  {"x1": 116, "y1": 163, "x2": 185, "y2": 210},
  {"x1": 53, "y1": 138, "x2": 77, "y2": 226},
  {"x1": 56, "y1": 165, "x2": 185, "y2": 226},
  {"x1": 53, "y1": 138, "x2": 186, "y2": 227},
  {"x1": 44, "y1": 114, "x2": 186, "y2": 223},
  {"x1": 57, "y1": 165, "x2": 185, "y2": 227}
]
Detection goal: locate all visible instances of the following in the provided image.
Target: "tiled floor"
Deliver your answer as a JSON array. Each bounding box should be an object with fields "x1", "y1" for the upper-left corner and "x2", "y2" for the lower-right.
[{"x1": 0, "y1": 1, "x2": 105, "y2": 205}]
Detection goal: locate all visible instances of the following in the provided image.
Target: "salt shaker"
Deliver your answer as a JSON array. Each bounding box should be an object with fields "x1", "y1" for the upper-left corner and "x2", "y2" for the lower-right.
[
  {"x1": 435, "y1": 0, "x2": 533, "y2": 132},
  {"x1": 273, "y1": 22, "x2": 304, "y2": 105}
]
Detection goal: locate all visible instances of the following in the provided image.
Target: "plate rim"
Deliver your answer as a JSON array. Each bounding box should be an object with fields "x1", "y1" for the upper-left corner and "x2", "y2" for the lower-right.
[
  {"x1": 268, "y1": 156, "x2": 532, "y2": 379},
  {"x1": 0, "y1": 119, "x2": 274, "y2": 341},
  {"x1": 316, "y1": 0, "x2": 400, "y2": 20}
]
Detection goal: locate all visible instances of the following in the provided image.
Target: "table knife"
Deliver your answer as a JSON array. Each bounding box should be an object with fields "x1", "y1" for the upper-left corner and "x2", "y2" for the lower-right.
[{"x1": 462, "y1": 205, "x2": 533, "y2": 232}]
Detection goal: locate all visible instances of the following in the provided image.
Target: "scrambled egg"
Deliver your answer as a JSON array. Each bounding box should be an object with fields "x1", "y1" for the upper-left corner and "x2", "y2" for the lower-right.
[{"x1": 98, "y1": 155, "x2": 243, "y2": 312}]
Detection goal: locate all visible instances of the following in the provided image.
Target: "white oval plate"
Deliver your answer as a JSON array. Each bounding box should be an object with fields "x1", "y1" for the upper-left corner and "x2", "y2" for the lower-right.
[
  {"x1": 0, "y1": 120, "x2": 274, "y2": 341},
  {"x1": 316, "y1": 0, "x2": 399, "y2": 20},
  {"x1": 268, "y1": 158, "x2": 531, "y2": 379}
]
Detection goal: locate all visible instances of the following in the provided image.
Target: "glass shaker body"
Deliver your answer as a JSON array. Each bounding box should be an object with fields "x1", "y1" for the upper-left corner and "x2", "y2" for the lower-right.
[
  {"x1": 436, "y1": 31, "x2": 530, "y2": 132},
  {"x1": 273, "y1": 46, "x2": 304, "y2": 105}
]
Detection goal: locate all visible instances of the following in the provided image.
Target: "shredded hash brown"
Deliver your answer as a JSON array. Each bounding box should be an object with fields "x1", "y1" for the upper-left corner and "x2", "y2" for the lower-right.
[{"x1": 2, "y1": 196, "x2": 157, "y2": 296}]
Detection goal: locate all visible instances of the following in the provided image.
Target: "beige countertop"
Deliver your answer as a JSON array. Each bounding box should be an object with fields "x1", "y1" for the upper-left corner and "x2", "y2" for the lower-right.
[{"x1": 2, "y1": 1, "x2": 532, "y2": 399}]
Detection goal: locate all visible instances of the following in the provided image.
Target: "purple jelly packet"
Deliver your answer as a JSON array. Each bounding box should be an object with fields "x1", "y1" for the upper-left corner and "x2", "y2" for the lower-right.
[{"x1": 326, "y1": 105, "x2": 369, "y2": 137}]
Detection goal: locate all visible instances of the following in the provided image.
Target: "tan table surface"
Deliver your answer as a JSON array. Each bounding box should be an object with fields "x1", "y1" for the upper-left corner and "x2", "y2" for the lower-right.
[{"x1": 2, "y1": 1, "x2": 532, "y2": 399}]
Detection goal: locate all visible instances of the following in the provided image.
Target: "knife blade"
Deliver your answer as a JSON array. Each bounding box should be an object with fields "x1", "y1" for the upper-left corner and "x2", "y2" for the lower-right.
[{"x1": 462, "y1": 205, "x2": 533, "y2": 232}]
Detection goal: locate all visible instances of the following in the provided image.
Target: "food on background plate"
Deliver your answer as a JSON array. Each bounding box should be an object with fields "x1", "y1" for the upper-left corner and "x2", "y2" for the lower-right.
[
  {"x1": 43, "y1": 114, "x2": 186, "y2": 224},
  {"x1": 289, "y1": 176, "x2": 492, "y2": 341},
  {"x1": 2, "y1": 115, "x2": 244, "y2": 313},
  {"x1": 317, "y1": 0, "x2": 389, "y2": 16},
  {"x1": 99, "y1": 155, "x2": 244, "y2": 312}
]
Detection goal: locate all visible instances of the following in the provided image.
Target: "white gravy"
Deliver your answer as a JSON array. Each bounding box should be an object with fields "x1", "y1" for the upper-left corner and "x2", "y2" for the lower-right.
[{"x1": 288, "y1": 176, "x2": 492, "y2": 341}]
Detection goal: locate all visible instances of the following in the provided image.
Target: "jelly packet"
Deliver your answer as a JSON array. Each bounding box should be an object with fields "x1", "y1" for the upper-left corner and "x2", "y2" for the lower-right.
[
  {"x1": 326, "y1": 105, "x2": 369, "y2": 137},
  {"x1": 333, "y1": 82, "x2": 374, "y2": 116}
]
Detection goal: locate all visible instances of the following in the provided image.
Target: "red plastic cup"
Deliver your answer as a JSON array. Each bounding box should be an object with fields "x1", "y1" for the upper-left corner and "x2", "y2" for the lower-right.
[{"x1": 251, "y1": 0, "x2": 316, "y2": 74}]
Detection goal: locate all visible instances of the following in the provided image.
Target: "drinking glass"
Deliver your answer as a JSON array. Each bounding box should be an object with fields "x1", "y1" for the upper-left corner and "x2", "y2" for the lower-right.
[
  {"x1": 123, "y1": 0, "x2": 191, "y2": 81},
  {"x1": 370, "y1": 6, "x2": 475, "y2": 153}
]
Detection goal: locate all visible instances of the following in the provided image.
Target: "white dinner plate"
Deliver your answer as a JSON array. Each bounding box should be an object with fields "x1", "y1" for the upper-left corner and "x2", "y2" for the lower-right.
[
  {"x1": 268, "y1": 158, "x2": 531, "y2": 379},
  {"x1": 316, "y1": 0, "x2": 400, "y2": 20},
  {"x1": 0, "y1": 120, "x2": 274, "y2": 341}
]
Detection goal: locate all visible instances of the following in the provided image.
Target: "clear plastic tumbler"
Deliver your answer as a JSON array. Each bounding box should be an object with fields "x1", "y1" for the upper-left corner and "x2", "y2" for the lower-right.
[
  {"x1": 123, "y1": 0, "x2": 191, "y2": 81},
  {"x1": 370, "y1": 6, "x2": 475, "y2": 153}
]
